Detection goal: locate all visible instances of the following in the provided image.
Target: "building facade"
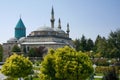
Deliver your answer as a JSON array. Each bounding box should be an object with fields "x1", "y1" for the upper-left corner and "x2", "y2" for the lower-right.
[{"x1": 3, "y1": 7, "x2": 74, "y2": 61}]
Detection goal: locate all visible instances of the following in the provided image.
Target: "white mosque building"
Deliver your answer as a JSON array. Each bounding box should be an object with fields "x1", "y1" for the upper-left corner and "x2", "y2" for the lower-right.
[{"x1": 3, "y1": 7, "x2": 74, "y2": 60}]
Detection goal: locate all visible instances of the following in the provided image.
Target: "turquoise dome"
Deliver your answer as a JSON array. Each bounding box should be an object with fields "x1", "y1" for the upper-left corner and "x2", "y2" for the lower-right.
[
  {"x1": 15, "y1": 18, "x2": 26, "y2": 39},
  {"x1": 15, "y1": 18, "x2": 25, "y2": 28}
]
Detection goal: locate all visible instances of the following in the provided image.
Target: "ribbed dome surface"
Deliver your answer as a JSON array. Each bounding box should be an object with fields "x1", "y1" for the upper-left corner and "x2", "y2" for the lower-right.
[
  {"x1": 54, "y1": 28, "x2": 65, "y2": 33},
  {"x1": 36, "y1": 26, "x2": 54, "y2": 32},
  {"x1": 8, "y1": 37, "x2": 18, "y2": 41},
  {"x1": 7, "y1": 37, "x2": 18, "y2": 43},
  {"x1": 15, "y1": 18, "x2": 26, "y2": 29},
  {"x1": 19, "y1": 37, "x2": 25, "y2": 41}
]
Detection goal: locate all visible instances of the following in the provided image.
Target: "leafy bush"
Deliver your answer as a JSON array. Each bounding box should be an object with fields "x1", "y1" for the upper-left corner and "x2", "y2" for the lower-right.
[
  {"x1": 1, "y1": 53, "x2": 33, "y2": 78},
  {"x1": 40, "y1": 46, "x2": 93, "y2": 80},
  {"x1": 4, "y1": 77, "x2": 14, "y2": 80},
  {"x1": 102, "y1": 67, "x2": 119, "y2": 80},
  {"x1": 93, "y1": 58, "x2": 109, "y2": 66}
]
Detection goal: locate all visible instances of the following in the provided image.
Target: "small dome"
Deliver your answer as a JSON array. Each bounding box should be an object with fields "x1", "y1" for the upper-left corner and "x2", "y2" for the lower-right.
[
  {"x1": 19, "y1": 37, "x2": 26, "y2": 42},
  {"x1": 36, "y1": 26, "x2": 54, "y2": 32},
  {"x1": 54, "y1": 28, "x2": 65, "y2": 33},
  {"x1": 7, "y1": 37, "x2": 18, "y2": 43}
]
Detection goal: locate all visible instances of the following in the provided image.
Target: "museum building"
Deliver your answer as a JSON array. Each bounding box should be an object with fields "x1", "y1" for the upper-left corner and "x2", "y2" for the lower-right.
[{"x1": 3, "y1": 7, "x2": 74, "y2": 60}]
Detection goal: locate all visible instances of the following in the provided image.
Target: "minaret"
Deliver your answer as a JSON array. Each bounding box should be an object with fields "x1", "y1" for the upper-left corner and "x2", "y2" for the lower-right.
[
  {"x1": 58, "y1": 18, "x2": 61, "y2": 29},
  {"x1": 66, "y1": 23, "x2": 70, "y2": 37},
  {"x1": 15, "y1": 18, "x2": 26, "y2": 39},
  {"x1": 50, "y1": 7, "x2": 55, "y2": 28}
]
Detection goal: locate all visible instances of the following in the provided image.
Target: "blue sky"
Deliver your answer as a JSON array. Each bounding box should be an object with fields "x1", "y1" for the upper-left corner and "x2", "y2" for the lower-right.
[{"x1": 0, "y1": 0, "x2": 120, "y2": 43}]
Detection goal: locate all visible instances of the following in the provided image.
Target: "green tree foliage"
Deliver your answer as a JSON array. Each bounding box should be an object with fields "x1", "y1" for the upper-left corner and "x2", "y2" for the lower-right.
[
  {"x1": 74, "y1": 29, "x2": 120, "y2": 59},
  {"x1": 11, "y1": 45, "x2": 21, "y2": 52},
  {"x1": 28, "y1": 46, "x2": 48, "y2": 57},
  {"x1": 74, "y1": 35, "x2": 94, "y2": 52},
  {"x1": 102, "y1": 67, "x2": 119, "y2": 80},
  {"x1": 94, "y1": 35, "x2": 108, "y2": 57},
  {"x1": 73, "y1": 39, "x2": 80, "y2": 51},
  {"x1": 40, "y1": 46, "x2": 93, "y2": 80},
  {"x1": 108, "y1": 29, "x2": 120, "y2": 59},
  {"x1": 0, "y1": 44, "x2": 3, "y2": 61},
  {"x1": 86, "y1": 38, "x2": 94, "y2": 51},
  {"x1": 40, "y1": 49, "x2": 56, "y2": 80},
  {"x1": 94, "y1": 29, "x2": 120, "y2": 58},
  {"x1": 28, "y1": 48, "x2": 36, "y2": 57},
  {"x1": 80, "y1": 35, "x2": 87, "y2": 52},
  {"x1": 1, "y1": 53, "x2": 33, "y2": 78}
]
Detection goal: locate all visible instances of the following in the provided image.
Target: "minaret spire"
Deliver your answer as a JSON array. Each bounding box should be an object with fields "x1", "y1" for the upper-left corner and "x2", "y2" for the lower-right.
[
  {"x1": 66, "y1": 23, "x2": 70, "y2": 37},
  {"x1": 50, "y1": 6, "x2": 55, "y2": 28},
  {"x1": 58, "y1": 18, "x2": 61, "y2": 29}
]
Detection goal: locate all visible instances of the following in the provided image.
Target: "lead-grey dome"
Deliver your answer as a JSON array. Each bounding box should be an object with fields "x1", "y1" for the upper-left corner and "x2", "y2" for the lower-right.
[
  {"x1": 54, "y1": 28, "x2": 65, "y2": 33},
  {"x1": 19, "y1": 37, "x2": 26, "y2": 42},
  {"x1": 36, "y1": 26, "x2": 54, "y2": 32},
  {"x1": 7, "y1": 37, "x2": 18, "y2": 43}
]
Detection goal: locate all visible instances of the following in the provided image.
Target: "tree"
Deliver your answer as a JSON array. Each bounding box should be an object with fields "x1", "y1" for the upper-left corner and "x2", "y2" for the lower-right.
[
  {"x1": 108, "y1": 29, "x2": 120, "y2": 59},
  {"x1": 1, "y1": 53, "x2": 33, "y2": 78},
  {"x1": 40, "y1": 49, "x2": 56, "y2": 80},
  {"x1": 73, "y1": 39, "x2": 80, "y2": 51},
  {"x1": 28, "y1": 47, "x2": 36, "y2": 57},
  {"x1": 40, "y1": 46, "x2": 93, "y2": 80},
  {"x1": 35, "y1": 46, "x2": 48, "y2": 57},
  {"x1": 86, "y1": 38, "x2": 94, "y2": 51},
  {"x1": 94, "y1": 35, "x2": 101, "y2": 52},
  {"x1": 0, "y1": 44, "x2": 3, "y2": 61},
  {"x1": 80, "y1": 35, "x2": 87, "y2": 52},
  {"x1": 28, "y1": 46, "x2": 48, "y2": 57},
  {"x1": 11, "y1": 45, "x2": 21, "y2": 52},
  {"x1": 74, "y1": 35, "x2": 94, "y2": 52},
  {"x1": 102, "y1": 67, "x2": 119, "y2": 80},
  {"x1": 94, "y1": 35, "x2": 108, "y2": 57}
]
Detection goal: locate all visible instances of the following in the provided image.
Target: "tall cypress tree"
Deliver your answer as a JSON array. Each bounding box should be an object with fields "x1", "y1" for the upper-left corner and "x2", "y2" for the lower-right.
[
  {"x1": 80, "y1": 35, "x2": 87, "y2": 52},
  {"x1": 86, "y1": 38, "x2": 94, "y2": 51}
]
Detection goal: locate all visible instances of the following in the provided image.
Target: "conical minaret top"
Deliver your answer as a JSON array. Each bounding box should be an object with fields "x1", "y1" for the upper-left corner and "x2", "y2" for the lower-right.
[
  {"x1": 50, "y1": 6, "x2": 55, "y2": 28},
  {"x1": 58, "y1": 18, "x2": 61, "y2": 29}
]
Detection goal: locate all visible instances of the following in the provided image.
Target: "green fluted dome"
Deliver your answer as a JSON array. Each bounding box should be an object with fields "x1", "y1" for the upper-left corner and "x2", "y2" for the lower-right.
[
  {"x1": 15, "y1": 18, "x2": 25, "y2": 28},
  {"x1": 15, "y1": 18, "x2": 26, "y2": 39}
]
